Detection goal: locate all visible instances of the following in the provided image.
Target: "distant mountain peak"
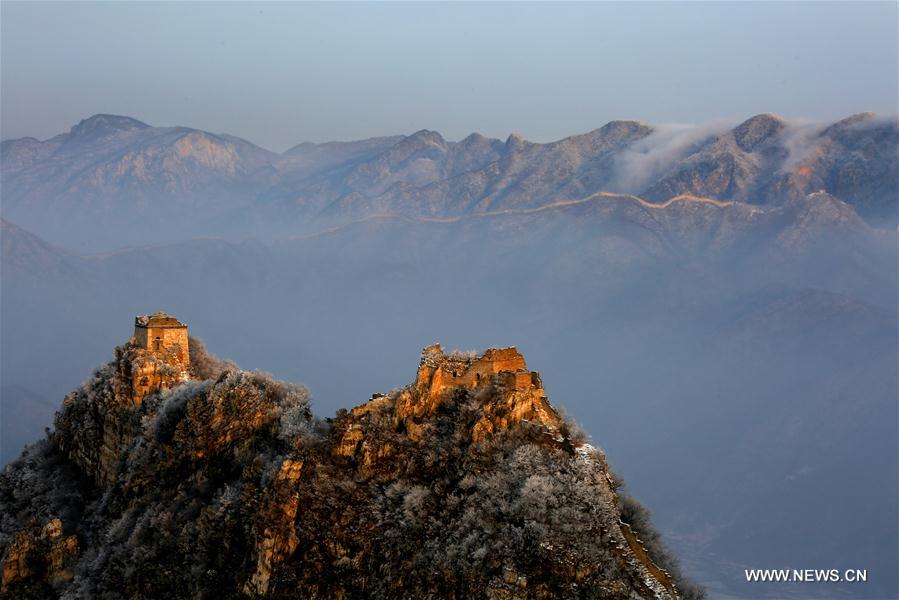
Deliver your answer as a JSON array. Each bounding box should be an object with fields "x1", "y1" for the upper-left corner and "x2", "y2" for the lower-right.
[
  {"x1": 283, "y1": 135, "x2": 405, "y2": 158},
  {"x1": 458, "y1": 132, "x2": 489, "y2": 144},
  {"x1": 733, "y1": 113, "x2": 785, "y2": 151},
  {"x1": 578, "y1": 120, "x2": 653, "y2": 147},
  {"x1": 384, "y1": 129, "x2": 448, "y2": 161},
  {"x1": 505, "y1": 132, "x2": 527, "y2": 149},
  {"x1": 599, "y1": 119, "x2": 652, "y2": 132},
  {"x1": 742, "y1": 112, "x2": 784, "y2": 123},
  {"x1": 69, "y1": 114, "x2": 150, "y2": 139},
  {"x1": 820, "y1": 112, "x2": 880, "y2": 138},
  {"x1": 839, "y1": 111, "x2": 878, "y2": 125},
  {"x1": 405, "y1": 129, "x2": 446, "y2": 145}
]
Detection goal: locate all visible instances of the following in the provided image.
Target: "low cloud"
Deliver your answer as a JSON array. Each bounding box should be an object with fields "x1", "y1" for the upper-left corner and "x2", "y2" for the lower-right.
[
  {"x1": 779, "y1": 113, "x2": 898, "y2": 172},
  {"x1": 609, "y1": 120, "x2": 734, "y2": 193},
  {"x1": 778, "y1": 120, "x2": 829, "y2": 172}
]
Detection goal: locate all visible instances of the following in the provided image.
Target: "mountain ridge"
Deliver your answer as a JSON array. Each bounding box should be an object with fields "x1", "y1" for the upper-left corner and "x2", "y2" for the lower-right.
[{"x1": 2, "y1": 112, "x2": 895, "y2": 250}]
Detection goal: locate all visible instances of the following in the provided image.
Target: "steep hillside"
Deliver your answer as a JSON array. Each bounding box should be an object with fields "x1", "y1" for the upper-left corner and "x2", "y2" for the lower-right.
[
  {"x1": 0, "y1": 324, "x2": 700, "y2": 599},
  {"x1": 0, "y1": 219, "x2": 83, "y2": 285}
]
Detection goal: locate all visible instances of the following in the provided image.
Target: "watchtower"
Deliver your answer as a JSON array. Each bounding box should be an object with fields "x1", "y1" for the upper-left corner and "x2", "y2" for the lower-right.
[
  {"x1": 133, "y1": 312, "x2": 189, "y2": 365},
  {"x1": 129, "y1": 312, "x2": 190, "y2": 404}
]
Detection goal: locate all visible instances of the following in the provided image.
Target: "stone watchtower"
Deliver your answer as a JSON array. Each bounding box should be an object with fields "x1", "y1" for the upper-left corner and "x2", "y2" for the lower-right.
[
  {"x1": 134, "y1": 312, "x2": 189, "y2": 363},
  {"x1": 130, "y1": 312, "x2": 190, "y2": 403}
]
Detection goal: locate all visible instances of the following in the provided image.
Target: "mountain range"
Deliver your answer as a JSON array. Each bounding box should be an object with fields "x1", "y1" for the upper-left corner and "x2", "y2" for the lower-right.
[{"x1": 1, "y1": 112, "x2": 896, "y2": 250}]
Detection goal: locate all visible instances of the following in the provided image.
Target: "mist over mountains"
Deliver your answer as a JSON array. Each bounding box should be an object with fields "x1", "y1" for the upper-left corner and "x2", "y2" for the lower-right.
[{"x1": 1, "y1": 112, "x2": 897, "y2": 598}]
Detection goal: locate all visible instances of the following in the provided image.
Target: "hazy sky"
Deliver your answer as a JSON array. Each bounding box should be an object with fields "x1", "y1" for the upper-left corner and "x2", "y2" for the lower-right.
[{"x1": 1, "y1": 1, "x2": 896, "y2": 151}]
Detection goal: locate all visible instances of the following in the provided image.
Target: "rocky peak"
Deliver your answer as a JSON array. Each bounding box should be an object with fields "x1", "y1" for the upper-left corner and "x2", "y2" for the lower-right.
[
  {"x1": 457, "y1": 132, "x2": 489, "y2": 146},
  {"x1": 388, "y1": 344, "x2": 561, "y2": 443},
  {"x1": 366, "y1": 129, "x2": 449, "y2": 171},
  {"x1": 732, "y1": 113, "x2": 785, "y2": 151},
  {"x1": 164, "y1": 130, "x2": 244, "y2": 173},
  {"x1": 504, "y1": 132, "x2": 528, "y2": 151},
  {"x1": 51, "y1": 312, "x2": 194, "y2": 484},
  {"x1": 68, "y1": 114, "x2": 150, "y2": 140},
  {"x1": 817, "y1": 112, "x2": 885, "y2": 142},
  {"x1": 823, "y1": 111, "x2": 877, "y2": 132},
  {"x1": 333, "y1": 345, "x2": 563, "y2": 459},
  {"x1": 393, "y1": 129, "x2": 447, "y2": 152},
  {"x1": 595, "y1": 119, "x2": 654, "y2": 141}
]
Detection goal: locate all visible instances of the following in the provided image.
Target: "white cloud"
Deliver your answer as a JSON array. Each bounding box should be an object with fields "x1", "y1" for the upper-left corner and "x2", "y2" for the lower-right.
[
  {"x1": 609, "y1": 120, "x2": 734, "y2": 192},
  {"x1": 778, "y1": 120, "x2": 829, "y2": 172}
]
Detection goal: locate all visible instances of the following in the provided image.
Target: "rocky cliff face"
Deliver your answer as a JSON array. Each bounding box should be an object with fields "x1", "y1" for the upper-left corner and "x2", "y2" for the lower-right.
[
  {"x1": 0, "y1": 334, "x2": 700, "y2": 599},
  {"x1": 52, "y1": 342, "x2": 188, "y2": 485}
]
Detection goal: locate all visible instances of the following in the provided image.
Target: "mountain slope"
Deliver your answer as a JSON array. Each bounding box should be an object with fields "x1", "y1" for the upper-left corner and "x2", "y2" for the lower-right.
[{"x1": 0, "y1": 219, "x2": 83, "y2": 286}]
